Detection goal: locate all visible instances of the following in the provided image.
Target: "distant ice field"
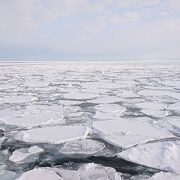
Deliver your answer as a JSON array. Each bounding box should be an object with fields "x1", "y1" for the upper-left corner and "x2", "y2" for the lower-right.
[{"x1": 0, "y1": 62, "x2": 180, "y2": 180}]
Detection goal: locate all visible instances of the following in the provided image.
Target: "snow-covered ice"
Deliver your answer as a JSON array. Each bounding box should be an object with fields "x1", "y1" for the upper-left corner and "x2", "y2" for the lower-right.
[
  {"x1": 117, "y1": 141, "x2": 180, "y2": 173},
  {"x1": 93, "y1": 118, "x2": 173, "y2": 148}
]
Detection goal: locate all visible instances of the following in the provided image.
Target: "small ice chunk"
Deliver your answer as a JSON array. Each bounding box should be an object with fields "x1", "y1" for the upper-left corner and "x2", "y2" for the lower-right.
[
  {"x1": 88, "y1": 96, "x2": 121, "y2": 104},
  {"x1": 93, "y1": 118, "x2": 173, "y2": 148},
  {"x1": 149, "y1": 172, "x2": 180, "y2": 180},
  {"x1": 16, "y1": 168, "x2": 62, "y2": 180},
  {"x1": 136, "y1": 102, "x2": 166, "y2": 111},
  {"x1": 14, "y1": 126, "x2": 90, "y2": 144},
  {"x1": 63, "y1": 92, "x2": 98, "y2": 100},
  {"x1": 9, "y1": 146, "x2": 44, "y2": 163},
  {"x1": 60, "y1": 139, "x2": 105, "y2": 154},
  {"x1": 118, "y1": 141, "x2": 180, "y2": 173}
]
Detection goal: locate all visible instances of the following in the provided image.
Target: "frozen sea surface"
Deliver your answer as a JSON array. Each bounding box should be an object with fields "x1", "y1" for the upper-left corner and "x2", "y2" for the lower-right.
[{"x1": 0, "y1": 62, "x2": 180, "y2": 180}]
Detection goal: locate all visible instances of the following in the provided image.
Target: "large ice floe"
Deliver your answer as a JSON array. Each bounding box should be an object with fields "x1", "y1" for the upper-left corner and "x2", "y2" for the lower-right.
[
  {"x1": 14, "y1": 125, "x2": 90, "y2": 144},
  {"x1": 117, "y1": 141, "x2": 180, "y2": 173},
  {"x1": 93, "y1": 118, "x2": 173, "y2": 148}
]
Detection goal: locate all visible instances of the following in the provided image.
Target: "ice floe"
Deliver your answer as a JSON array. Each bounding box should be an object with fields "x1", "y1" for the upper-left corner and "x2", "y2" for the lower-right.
[
  {"x1": 59, "y1": 100, "x2": 84, "y2": 106},
  {"x1": 14, "y1": 126, "x2": 90, "y2": 144},
  {"x1": 149, "y1": 172, "x2": 180, "y2": 180},
  {"x1": 93, "y1": 118, "x2": 173, "y2": 148},
  {"x1": 118, "y1": 141, "x2": 180, "y2": 173},
  {"x1": 0, "y1": 170, "x2": 17, "y2": 180},
  {"x1": 16, "y1": 168, "x2": 62, "y2": 180},
  {"x1": 1, "y1": 105, "x2": 64, "y2": 128},
  {"x1": 141, "y1": 109, "x2": 170, "y2": 118},
  {"x1": 138, "y1": 90, "x2": 180, "y2": 100},
  {"x1": 9, "y1": 146, "x2": 44, "y2": 163},
  {"x1": 55, "y1": 163, "x2": 122, "y2": 180},
  {"x1": 136, "y1": 102, "x2": 167, "y2": 111},
  {"x1": 0, "y1": 95, "x2": 36, "y2": 104},
  {"x1": 63, "y1": 92, "x2": 98, "y2": 100},
  {"x1": 88, "y1": 96, "x2": 121, "y2": 104},
  {"x1": 60, "y1": 139, "x2": 105, "y2": 154},
  {"x1": 94, "y1": 104, "x2": 126, "y2": 120},
  {"x1": 136, "y1": 102, "x2": 169, "y2": 118},
  {"x1": 0, "y1": 109, "x2": 20, "y2": 120},
  {"x1": 167, "y1": 102, "x2": 180, "y2": 113}
]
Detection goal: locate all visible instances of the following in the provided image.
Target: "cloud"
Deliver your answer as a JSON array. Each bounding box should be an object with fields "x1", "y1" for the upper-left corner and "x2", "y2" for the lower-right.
[{"x1": 0, "y1": 0, "x2": 180, "y2": 60}]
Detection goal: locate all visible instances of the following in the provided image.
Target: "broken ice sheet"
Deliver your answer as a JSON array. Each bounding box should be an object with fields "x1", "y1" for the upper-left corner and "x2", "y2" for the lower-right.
[
  {"x1": 117, "y1": 141, "x2": 180, "y2": 173},
  {"x1": 14, "y1": 125, "x2": 90, "y2": 144},
  {"x1": 60, "y1": 139, "x2": 105, "y2": 155},
  {"x1": 93, "y1": 118, "x2": 173, "y2": 148},
  {"x1": 9, "y1": 145, "x2": 44, "y2": 164}
]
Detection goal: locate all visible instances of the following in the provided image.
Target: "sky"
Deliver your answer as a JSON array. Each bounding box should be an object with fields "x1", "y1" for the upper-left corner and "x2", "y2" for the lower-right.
[{"x1": 0, "y1": 0, "x2": 180, "y2": 61}]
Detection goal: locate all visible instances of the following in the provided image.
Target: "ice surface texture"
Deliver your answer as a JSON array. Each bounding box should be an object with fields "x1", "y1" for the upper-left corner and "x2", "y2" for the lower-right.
[{"x1": 0, "y1": 62, "x2": 180, "y2": 180}]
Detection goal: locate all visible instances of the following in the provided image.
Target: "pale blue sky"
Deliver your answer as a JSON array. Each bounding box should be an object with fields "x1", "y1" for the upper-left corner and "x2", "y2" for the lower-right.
[{"x1": 0, "y1": 0, "x2": 180, "y2": 61}]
